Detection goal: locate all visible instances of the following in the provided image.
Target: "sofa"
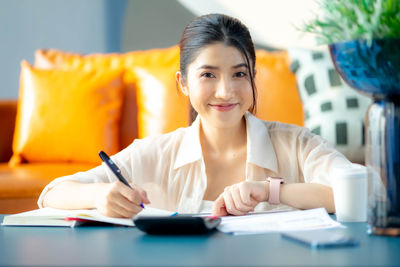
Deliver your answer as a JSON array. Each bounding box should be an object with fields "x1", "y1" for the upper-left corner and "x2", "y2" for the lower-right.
[{"x1": 0, "y1": 45, "x2": 303, "y2": 214}]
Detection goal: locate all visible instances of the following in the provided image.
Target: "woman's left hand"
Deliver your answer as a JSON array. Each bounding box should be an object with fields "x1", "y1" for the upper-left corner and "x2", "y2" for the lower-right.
[{"x1": 212, "y1": 181, "x2": 269, "y2": 216}]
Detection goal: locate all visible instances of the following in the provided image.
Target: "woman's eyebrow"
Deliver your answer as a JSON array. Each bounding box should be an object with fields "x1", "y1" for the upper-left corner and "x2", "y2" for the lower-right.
[
  {"x1": 197, "y1": 63, "x2": 247, "y2": 70},
  {"x1": 232, "y1": 63, "x2": 247, "y2": 69},
  {"x1": 197, "y1": 65, "x2": 218, "y2": 70}
]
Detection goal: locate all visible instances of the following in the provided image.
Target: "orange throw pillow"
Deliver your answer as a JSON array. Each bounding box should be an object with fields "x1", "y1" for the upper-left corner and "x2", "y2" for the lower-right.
[
  {"x1": 35, "y1": 49, "x2": 137, "y2": 150},
  {"x1": 34, "y1": 49, "x2": 122, "y2": 70},
  {"x1": 10, "y1": 61, "x2": 124, "y2": 166},
  {"x1": 35, "y1": 46, "x2": 190, "y2": 141},
  {"x1": 124, "y1": 46, "x2": 189, "y2": 138},
  {"x1": 255, "y1": 50, "x2": 304, "y2": 126}
]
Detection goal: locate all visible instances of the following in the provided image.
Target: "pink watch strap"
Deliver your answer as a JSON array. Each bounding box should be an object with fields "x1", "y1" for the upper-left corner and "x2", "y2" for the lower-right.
[{"x1": 268, "y1": 177, "x2": 283, "y2": 205}]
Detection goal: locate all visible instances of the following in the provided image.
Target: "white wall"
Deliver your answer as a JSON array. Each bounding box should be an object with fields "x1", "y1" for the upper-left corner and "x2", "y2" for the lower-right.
[
  {"x1": 0, "y1": 0, "x2": 108, "y2": 99},
  {"x1": 178, "y1": 0, "x2": 320, "y2": 49}
]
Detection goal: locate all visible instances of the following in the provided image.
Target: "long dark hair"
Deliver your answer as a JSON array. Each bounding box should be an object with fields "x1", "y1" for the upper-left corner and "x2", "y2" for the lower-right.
[{"x1": 178, "y1": 13, "x2": 257, "y2": 116}]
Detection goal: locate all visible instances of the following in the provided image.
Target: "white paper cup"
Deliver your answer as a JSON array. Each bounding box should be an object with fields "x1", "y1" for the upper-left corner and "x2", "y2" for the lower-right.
[{"x1": 332, "y1": 164, "x2": 367, "y2": 222}]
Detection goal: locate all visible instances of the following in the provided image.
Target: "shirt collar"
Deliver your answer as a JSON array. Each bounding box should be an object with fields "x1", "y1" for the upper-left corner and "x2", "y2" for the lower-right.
[
  {"x1": 173, "y1": 116, "x2": 203, "y2": 169},
  {"x1": 173, "y1": 112, "x2": 278, "y2": 173},
  {"x1": 244, "y1": 112, "x2": 278, "y2": 173}
]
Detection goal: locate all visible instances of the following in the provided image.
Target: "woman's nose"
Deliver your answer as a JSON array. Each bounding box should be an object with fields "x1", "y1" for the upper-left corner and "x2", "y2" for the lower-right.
[{"x1": 215, "y1": 78, "x2": 234, "y2": 99}]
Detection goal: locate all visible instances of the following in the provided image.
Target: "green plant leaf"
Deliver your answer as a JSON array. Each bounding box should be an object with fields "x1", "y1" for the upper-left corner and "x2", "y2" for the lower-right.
[{"x1": 300, "y1": 0, "x2": 400, "y2": 44}]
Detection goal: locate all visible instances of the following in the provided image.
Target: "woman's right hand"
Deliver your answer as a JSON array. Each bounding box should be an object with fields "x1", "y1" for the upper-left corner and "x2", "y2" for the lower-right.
[{"x1": 94, "y1": 181, "x2": 151, "y2": 218}]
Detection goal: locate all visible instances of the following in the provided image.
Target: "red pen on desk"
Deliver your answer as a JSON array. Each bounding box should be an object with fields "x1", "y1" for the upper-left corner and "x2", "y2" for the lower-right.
[{"x1": 99, "y1": 151, "x2": 145, "y2": 209}]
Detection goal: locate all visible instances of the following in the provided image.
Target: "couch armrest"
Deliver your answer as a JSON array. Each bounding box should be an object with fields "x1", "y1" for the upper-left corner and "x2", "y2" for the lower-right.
[{"x1": 0, "y1": 100, "x2": 17, "y2": 163}]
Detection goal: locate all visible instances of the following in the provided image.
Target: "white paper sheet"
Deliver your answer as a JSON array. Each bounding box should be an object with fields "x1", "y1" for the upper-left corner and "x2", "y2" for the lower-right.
[
  {"x1": 2, "y1": 207, "x2": 175, "y2": 227},
  {"x1": 217, "y1": 208, "x2": 343, "y2": 235}
]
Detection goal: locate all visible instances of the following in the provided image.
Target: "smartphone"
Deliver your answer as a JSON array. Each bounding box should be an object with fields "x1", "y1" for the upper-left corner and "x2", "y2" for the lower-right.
[
  {"x1": 134, "y1": 216, "x2": 221, "y2": 235},
  {"x1": 281, "y1": 230, "x2": 359, "y2": 248}
]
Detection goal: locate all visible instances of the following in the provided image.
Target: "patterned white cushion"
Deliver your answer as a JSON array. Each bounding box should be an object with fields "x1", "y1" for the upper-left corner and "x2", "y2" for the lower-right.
[{"x1": 288, "y1": 47, "x2": 371, "y2": 164}]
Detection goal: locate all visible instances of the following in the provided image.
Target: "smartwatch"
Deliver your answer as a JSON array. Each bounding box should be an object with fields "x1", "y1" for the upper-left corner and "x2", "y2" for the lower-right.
[{"x1": 267, "y1": 177, "x2": 284, "y2": 205}]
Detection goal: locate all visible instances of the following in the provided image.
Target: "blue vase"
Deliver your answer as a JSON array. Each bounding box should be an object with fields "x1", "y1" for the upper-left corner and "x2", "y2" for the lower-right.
[{"x1": 329, "y1": 39, "x2": 400, "y2": 236}]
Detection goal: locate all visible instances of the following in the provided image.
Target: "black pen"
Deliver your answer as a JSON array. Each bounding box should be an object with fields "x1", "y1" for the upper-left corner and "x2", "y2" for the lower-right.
[{"x1": 98, "y1": 150, "x2": 145, "y2": 208}]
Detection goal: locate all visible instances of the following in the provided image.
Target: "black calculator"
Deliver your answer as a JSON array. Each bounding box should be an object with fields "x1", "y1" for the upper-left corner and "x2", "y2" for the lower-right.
[{"x1": 133, "y1": 216, "x2": 221, "y2": 235}]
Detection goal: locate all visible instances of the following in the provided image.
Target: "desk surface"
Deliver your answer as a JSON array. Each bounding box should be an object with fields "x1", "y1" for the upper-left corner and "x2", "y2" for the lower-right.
[{"x1": 1, "y1": 215, "x2": 399, "y2": 267}]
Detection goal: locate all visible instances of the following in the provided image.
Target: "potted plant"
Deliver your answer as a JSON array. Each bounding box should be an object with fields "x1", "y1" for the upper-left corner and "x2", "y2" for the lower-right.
[
  {"x1": 303, "y1": 0, "x2": 400, "y2": 45},
  {"x1": 303, "y1": 0, "x2": 400, "y2": 236}
]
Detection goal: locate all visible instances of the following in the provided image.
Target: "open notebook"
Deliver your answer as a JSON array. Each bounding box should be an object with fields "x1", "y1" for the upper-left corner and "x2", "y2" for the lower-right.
[{"x1": 1, "y1": 207, "x2": 175, "y2": 227}]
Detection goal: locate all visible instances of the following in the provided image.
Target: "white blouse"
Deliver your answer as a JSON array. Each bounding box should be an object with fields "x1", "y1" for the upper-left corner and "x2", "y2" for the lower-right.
[{"x1": 38, "y1": 112, "x2": 352, "y2": 213}]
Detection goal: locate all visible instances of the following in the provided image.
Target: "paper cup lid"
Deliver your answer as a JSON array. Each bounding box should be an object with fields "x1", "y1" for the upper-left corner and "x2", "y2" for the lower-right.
[{"x1": 331, "y1": 163, "x2": 367, "y2": 179}]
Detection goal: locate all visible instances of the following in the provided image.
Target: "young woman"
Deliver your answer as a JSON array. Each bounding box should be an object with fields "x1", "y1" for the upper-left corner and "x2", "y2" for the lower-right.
[{"x1": 40, "y1": 14, "x2": 352, "y2": 218}]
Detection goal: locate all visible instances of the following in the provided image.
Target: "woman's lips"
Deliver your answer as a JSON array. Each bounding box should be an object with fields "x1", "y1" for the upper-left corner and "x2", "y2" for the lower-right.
[{"x1": 209, "y1": 103, "x2": 238, "y2": 111}]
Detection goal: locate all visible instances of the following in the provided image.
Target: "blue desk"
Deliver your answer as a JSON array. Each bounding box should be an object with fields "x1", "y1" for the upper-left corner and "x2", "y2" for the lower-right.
[{"x1": 1, "y1": 215, "x2": 399, "y2": 266}]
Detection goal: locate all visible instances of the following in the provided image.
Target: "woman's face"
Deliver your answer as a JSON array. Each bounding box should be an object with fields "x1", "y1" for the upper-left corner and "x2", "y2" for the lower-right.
[{"x1": 178, "y1": 43, "x2": 253, "y2": 129}]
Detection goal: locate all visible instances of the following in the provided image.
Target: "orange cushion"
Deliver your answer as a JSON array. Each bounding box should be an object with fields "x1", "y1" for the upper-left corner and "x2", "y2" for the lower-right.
[
  {"x1": 35, "y1": 46, "x2": 190, "y2": 140},
  {"x1": 10, "y1": 61, "x2": 124, "y2": 166},
  {"x1": 124, "y1": 46, "x2": 189, "y2": 138},
  {"x1": 34, "y1": 49, "x2": 123, "y2": 70},
  {"x1": 35, "y1": 49, "x2": 137, "y2": 149},
  {"x1": 255, "y1": 50, "x2": 304, "y2": 126}
]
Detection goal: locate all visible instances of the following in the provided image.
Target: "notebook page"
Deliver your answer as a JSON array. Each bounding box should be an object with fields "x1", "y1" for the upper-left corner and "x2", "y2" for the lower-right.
[
  {"x1": 2, "y1": 207, "x2": 176, "y2": 227},
  {"x1": 217, "y1": 208, "x2": 343, "y2": 235},
  {"x1": 75, "y1": 207, "x2": 176, "y2": 226}
]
